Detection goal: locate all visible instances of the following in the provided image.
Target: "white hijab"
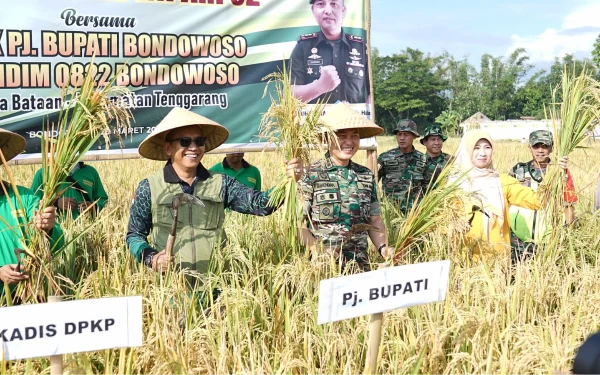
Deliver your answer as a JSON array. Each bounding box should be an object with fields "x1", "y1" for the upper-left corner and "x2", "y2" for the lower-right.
[{"x1": 449, "y1": 129, "x2": 505, "y2": 239}]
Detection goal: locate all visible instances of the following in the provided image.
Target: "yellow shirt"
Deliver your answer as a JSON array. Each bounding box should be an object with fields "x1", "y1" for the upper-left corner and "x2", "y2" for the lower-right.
[{"x1": 464, "y1": 174, "x2": 542, "y2": 260}]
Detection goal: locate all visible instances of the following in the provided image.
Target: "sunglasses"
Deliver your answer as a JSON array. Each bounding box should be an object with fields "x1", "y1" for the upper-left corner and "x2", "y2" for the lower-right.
[{"x1": 166, "y1": 136, "x2": 207, "y2": 148}]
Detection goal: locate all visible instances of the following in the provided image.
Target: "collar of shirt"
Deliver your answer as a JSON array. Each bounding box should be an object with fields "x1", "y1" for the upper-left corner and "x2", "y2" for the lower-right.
[
  {"x1": 222, "y1": 157, "x2": 250, "y2": 170},
  {"x1": 323, "y1": 152, "x2": 355, "y2": 171},
  {"x1": 317, "y1": 29, "x2": 350, "y2": 47},
  {"x1": 397, "y1": 146, "x2": 416, "y2": 156},
  {"x1": 163, "y1": 160, "x2": 210, "y2": 193}
]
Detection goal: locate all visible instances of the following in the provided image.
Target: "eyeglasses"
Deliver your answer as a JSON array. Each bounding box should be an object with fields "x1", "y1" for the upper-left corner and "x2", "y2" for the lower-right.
[{"x1": 166, "y1": 136, "x2": 207, "y2": 148}]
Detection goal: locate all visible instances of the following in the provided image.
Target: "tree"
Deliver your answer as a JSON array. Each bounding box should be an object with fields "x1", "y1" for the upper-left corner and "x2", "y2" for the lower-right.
[
  {"x1": 593, "y1": 34, "x2": 600, "y2": 71},
  {"x1": 435, "y1": 109, "x2": 462, "y2": 136},
  {"x1": 372, "y1": 47, "x2": 447, "y2": 133}
]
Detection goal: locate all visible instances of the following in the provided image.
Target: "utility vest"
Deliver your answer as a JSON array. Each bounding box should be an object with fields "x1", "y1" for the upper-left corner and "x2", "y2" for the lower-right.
[
  {"x1": 147, "y1": 170, "x2": 225, "y2": 278},
  {"x1": 508, "y1": 166, "x2": 546, "y2": 242}
]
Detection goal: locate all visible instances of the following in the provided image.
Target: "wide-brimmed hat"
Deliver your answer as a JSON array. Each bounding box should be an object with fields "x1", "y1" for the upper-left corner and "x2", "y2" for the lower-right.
[
  {"x1": 392, "y1": 119, "x2": 419, "y2": 136},
  {"x1": 0, "y1": 128, "x2": 26, "y2": 162},
  {"x1": 138, "y1": 108, "x2": 229, "y2": 160},
  {"x1": 319, "y1": 103, "x2": 383, "y2": 139},
  {"x1": 420, "y1": 124, "x2": 448, "y2": 145}
]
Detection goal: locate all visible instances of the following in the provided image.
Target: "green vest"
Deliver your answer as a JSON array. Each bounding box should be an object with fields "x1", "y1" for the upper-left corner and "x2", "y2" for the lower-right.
[{"x1": 147, "y1": 170, "x2": 225, "y2": 278}]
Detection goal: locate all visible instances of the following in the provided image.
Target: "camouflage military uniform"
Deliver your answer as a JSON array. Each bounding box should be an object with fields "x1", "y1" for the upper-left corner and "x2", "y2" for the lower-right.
[
  {"x1": 508, "y1": 159, "x2": 546, "y2": 261},
  {"x1": 300, "y1": 153, "x2": 380, "y2": 271},
  {"x1": 508, "y1": 129, "x2": 553, "y2": 262},
  {"x1": 377, "y1": 147, "x2": 426, "y2": 211},
  {"x1": 424, "y1": 153, "x2": 451, "y2": 188}
]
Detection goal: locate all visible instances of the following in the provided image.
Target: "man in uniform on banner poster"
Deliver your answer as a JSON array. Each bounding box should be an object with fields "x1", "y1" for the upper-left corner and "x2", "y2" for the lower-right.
[{"x1": 290, "y1": 0, "x2": 370, "y2": 104}]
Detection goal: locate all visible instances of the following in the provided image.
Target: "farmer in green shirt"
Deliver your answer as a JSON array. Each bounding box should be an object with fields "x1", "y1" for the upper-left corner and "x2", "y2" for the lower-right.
[
  {"x1": 31, "y1": 162, "x2": 108, "y2": 220},
  {"x1": 0, "y1": 129, "x2": 63, "y2": 293},
  {"x1": 209, "y1": 151, "x2": 262, "y2": 190}
]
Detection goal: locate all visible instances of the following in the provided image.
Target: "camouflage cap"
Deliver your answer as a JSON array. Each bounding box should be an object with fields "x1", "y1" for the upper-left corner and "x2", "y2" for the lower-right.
[
  {"x1": 419, "y1": 125, "x2": 447, "y2": 145},
  {"x1": 529, "y1": 130, "x2": 553, "y2": 147},
  {"x1": 392, "y1": 119, "x2": 419, "y2": 137}
]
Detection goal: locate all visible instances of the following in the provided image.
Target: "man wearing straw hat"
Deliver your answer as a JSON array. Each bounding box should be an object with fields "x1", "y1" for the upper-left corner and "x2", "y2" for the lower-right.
[
  {"x1": 126, "y1": 108, "x2": 303, "y2": 280},
  {"x1": 0, "y1": 129, "x2": 63, "y2": 290},
  {"x1": 508, "y1": 129, "x2": 577, "y2": 262},
  {"x1": 377, "y1": 119, "x2": 427, "y2": 212},
  {"x1": 420, "y1": 124, "x2": 451, "y2": 187},
  {"x1": 209, "y1": 150, "x2": 262, "y2": 190},
  {"x1": 299, "y1": 103, "x2": 393, "y2": 271},
  {"x1": 290, "y1": 0, "x2": 370, "y2": 104}
]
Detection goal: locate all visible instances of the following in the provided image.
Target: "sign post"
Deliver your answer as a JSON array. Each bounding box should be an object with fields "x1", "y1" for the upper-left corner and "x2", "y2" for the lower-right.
[
  {"x1": 48, "y1": 295, "x2": 64, "y2": 375},
  {"x1": 317, "y1": 260, "x2": 451, "y2": 372}
]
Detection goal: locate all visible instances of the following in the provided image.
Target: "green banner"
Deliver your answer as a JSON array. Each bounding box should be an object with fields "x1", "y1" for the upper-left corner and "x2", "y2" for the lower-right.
[{"x1": 0, "y1": 0, "x2": 371, "y2": 160}]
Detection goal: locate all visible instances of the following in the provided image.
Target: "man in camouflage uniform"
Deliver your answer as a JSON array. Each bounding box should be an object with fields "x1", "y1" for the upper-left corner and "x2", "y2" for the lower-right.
[
  {"x1": 420, "y1": 124, "x2": 451, "y2": 188},
  {"x1": 377, "y1": 119, "x2": 427, "y2": 212},
  {"x1": 508, "y1": 130, "x2": 577, "y2": 262},
  {"x1": 300, "y1": 103, "x2": 393, "y2": 272},
  {"x1": 290, "y1": 0, "x2": 370, "y2": 104}
]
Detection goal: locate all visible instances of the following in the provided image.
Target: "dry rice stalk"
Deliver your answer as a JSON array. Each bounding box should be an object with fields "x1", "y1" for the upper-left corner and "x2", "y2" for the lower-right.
[
  {"x1": 258, "y1": 61, "x2": 334, "y2": 256},
  {"x1": 538, "y1": 64, "x2": 600, "y2": 249},
  {"x1": 13, "y1": 59, "x2": 134, "y2": 301}
]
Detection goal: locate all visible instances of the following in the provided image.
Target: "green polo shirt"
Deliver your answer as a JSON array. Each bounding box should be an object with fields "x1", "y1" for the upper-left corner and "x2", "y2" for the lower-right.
[
  {"x1": 31, "y1": 162, "x2": 108, "y2": 220},
  {"x1": 209, "y1": 158, "x2": 262, "y2": 190}
]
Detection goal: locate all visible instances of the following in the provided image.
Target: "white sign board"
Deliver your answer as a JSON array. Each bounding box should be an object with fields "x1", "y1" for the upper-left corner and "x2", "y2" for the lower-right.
[
  {"x1": 317, "y1": 260, "x2": 451, "y2": 324},
  {"x1": 0, "y1": 296, "x2": 143, "y2": 361}
]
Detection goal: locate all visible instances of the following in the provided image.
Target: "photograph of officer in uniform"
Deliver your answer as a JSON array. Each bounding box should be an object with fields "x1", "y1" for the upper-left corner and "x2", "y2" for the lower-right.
[{"x1": 290, "y1": 0, "x2": 370, "y2": 104}]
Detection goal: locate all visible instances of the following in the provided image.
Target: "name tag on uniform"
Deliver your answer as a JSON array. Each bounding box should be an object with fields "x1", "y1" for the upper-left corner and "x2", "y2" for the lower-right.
[
  {"x1": 308, "y1": 59, "x2": 323, "y2": 65},
  {"x1": 357, "y1": 182, "x2": 372, "y2": 190},
  {"x1": 314, "y1": 181, "x2": 339, "y2": 191},
  {"x1": 83, "y1": 179, "x2": 93, "y2": 187},
  {"x1": 315, "y1": 191, "x2": 340, "y2": 204}
]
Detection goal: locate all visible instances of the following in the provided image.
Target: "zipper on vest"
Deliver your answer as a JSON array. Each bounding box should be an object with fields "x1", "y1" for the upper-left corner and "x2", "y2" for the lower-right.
[{"x1": 190, "y1": 204, "x2": 196, "y2": 268}]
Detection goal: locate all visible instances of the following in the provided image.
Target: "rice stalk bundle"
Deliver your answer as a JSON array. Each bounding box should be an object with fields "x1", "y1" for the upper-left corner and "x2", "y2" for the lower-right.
[
  {"x1": 539, "y1": 65, "x2": 600, "y2": 244},
  {"x1": 390, "y1": 164, "x2": 470, "y2": 263},
  {"x1": 12, "y1": 61, "x2": 134, "y2": 301},
  {"x1": 259, "y1": 61, "x2": 334, "y2": 257}
]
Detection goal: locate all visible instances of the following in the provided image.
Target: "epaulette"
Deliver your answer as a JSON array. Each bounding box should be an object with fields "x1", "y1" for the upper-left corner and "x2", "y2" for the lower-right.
[
  {"x1": 347, "y1": 34, "x2": 364, "y2": 43},
  {"x1": 299, "y1": 33, "x2": 318, "y2": 41}
]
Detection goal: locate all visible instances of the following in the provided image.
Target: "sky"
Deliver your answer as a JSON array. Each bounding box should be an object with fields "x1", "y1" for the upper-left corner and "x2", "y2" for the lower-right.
[{"x1": 370, "y1": 0, "x2": 600, "y2": 73}]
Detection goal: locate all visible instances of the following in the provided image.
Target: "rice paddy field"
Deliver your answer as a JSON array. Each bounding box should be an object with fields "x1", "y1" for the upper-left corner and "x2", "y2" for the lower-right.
[{"x1": 3, "y1": 135, "x2": 600, "y2": 374}]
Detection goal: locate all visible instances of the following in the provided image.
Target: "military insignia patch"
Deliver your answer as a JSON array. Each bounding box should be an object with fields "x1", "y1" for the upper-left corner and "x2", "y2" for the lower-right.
[{"x1": 318, "y1": 203, "x2": 336, "y2": 221}]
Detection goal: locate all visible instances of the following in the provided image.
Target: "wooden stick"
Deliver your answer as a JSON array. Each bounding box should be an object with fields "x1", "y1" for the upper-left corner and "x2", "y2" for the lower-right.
[
  {"x1": 48, "y1": 296, "x2": 63, "y2": 375},
  {"x1": 364, "y1": 262, "x2": 389, "y2": 375}
]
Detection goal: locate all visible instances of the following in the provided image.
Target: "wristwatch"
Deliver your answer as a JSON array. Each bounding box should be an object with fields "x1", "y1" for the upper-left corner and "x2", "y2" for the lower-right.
[{"x1": 142, "y1": 248, "x2": 158, "y2": 269}]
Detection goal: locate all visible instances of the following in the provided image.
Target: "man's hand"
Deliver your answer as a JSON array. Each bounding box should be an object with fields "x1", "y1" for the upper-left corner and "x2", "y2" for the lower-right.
[
  {"x1": 317, "y1": 66, "x2": 341, "y2": 92},
  {"x1": 285, "y1": 158, "x2": 305, "y2": 182},
  {"x1": 78, "y1": 201, "x2": 94, "y2": 213},
  {"x1": 152, "y1": 249, "x2": 174, "y2": 273},
  {"x1": 558, "y1": 156, "x2": 568, "y2": 170},
  {"x1": 380, "y1": 245, "x2": 396, "y2": 258},
  {"x1": 56, "y1": 197, "x2": 76, "y2": 211},
  {"x1": 34, "y1": 205, "x2": 56, "y2": 232},
  {"x1": 0, "y1": 264, "x2": 28, "y2": 284}
]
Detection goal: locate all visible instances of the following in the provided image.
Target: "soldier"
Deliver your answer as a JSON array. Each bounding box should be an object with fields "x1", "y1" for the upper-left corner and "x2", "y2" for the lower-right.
[
  {"x1": 377, "y1": 119, "x2": 427, "y2": 212},
  {"x1": 420, "y1": 124, "x2": 451, "y2": 188},
  {"x1": 290, "y1": 0, "x2": 370, "y2": 104},
  {"x1": 300, "y1": 103, "x2": 393, "y2": 271},
  {"x1": 508, "y1": 130, "x2": 577, "y2": 262}
]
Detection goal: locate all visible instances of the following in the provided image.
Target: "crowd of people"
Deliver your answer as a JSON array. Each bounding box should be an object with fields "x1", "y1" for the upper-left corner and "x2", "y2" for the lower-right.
[{"x1": 0, "y1": 103, "x2": 586, "y2": 304}]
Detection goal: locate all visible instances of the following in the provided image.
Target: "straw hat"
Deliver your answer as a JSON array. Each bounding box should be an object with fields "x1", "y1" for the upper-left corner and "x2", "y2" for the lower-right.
[
  {"x1": 0, "y1": 129, "x2": 26, "y2": 162},
  {"x1": 319, "y1": 103, "x2": 383, "y2": 139},
  {"x1": 138, "y1": 108, "x2": 229, "y2": 160}
]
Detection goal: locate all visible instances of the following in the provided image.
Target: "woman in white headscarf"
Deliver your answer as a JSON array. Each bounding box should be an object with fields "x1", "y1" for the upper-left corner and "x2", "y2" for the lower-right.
[{"x1": 450, "y1": 129, "x2": 570, "y2": 260}]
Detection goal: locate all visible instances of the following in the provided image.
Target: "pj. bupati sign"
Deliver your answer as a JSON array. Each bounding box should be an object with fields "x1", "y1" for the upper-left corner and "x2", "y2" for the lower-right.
[{"x1": 317, "y1": 260, "x2": 451, "y2": 324}]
